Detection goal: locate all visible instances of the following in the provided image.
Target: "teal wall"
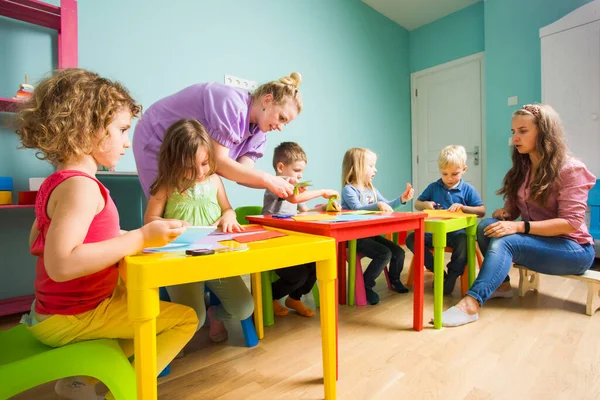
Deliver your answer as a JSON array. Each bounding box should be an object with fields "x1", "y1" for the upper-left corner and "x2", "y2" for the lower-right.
[
  {"x1": 0, "y1": 0, "x2": 410, "y2": 299},
  {"x1": 2, "y1": 0, "x2": 593, "y2": 301},
  {"x1": 407, "y1": 0, "x2": 592, "y2": 212},
  {"x1": 483, "y1": 0, "x2": 593, "y2": 212},
  {"x1": 409, "y1": 2, "x2": 484, "y2": 73}
]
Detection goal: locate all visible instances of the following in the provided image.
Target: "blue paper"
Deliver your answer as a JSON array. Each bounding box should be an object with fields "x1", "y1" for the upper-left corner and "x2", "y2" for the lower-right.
[{"x1": 172, "y1": 226, "x2": 217, "y2": 244}]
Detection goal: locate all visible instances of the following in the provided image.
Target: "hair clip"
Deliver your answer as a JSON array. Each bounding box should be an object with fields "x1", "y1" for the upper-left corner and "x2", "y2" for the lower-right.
[{"x1": 521, "y1": 104, "x2": 541, "y2": 118}]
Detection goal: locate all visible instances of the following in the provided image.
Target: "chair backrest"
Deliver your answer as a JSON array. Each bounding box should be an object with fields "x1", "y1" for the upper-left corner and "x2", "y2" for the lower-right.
[
  {"x1": 588, "y1": 180, "x2": 600, "y2": 239},
  {"x1": 235, "y1": 206, "x2": 263, "y2": 225}
]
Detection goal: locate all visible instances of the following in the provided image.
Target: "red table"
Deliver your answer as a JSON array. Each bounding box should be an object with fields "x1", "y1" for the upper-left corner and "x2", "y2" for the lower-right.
[{"x1": 247, "y1": 211, "x2": 426, "y2": 331}]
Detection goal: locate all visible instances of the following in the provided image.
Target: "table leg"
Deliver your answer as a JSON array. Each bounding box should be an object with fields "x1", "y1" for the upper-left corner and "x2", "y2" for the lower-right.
[
  {"x1": 432, "y1": 227, "x2": 447, "y2": 330},
  {"x1": 466, "y1": 223, "x2": 477, "y2": 287},
  {"x1": 131, "y1": 289, "x2": 159, "y2": 400},
  {"x1": 337, "y1": 241, "x2": 347, "y2": 305},
  {"x1": 347, "y1": 240, "x2": 357, "y2": 306},
  {"x1": 413, "y1": 220, "x2": 425, "y2": 331},
  {"x1": 317, "y1": 259, "x2": 337, "y2": 400},
  {"x1": 250, "y1": 272, "x2": 264, "y2": 340}
]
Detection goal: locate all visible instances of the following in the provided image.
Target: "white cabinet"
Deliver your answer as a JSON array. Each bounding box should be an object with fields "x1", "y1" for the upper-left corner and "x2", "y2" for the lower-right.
[{"x1": 541, "y1": 0, "x2": 600, "y2": 177}]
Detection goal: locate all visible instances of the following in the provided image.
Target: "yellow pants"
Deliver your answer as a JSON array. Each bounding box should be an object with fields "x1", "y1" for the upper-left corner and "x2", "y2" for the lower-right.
[{"x1": 29, "y1": 284, "x2": 198, "y2": 390}]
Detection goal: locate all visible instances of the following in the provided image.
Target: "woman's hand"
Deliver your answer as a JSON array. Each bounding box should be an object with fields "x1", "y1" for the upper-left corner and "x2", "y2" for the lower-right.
[
  {"x1": 401, "y1": 183, "x2": 414, "y2": 203},
  {"x1": 377, "y1": 202, "x2": 393, "y2": 213},
  {"x1": 483, "y1": 220, "x2": 520, "y2": 238},
  {"x1": 492, "y1": 208, "x2": 511, "y2": 220},
  {"x1": 267, "y1": 175, "x2": 294, "y2": 198}
]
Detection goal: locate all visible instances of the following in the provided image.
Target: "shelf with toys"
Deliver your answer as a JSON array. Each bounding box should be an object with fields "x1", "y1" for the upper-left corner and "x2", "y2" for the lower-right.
[
  {"x1": 0, "y1": 0, "x2": 78, "y2": 113},
  {"x1": 0, "y1": 0, "x2": 78, "y2": 316},
  {"x1": 0, "y1": 75, "x2": 34, "y2": 113}
]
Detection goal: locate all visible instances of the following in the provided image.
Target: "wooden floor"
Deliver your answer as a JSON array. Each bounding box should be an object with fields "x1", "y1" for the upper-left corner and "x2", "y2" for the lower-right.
[{"x1": 4, "y1": 254, "x2": 600, "y2": 400}]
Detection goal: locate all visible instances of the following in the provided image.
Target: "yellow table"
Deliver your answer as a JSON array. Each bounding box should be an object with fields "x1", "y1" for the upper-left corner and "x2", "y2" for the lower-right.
[
  {"x1": 120, "y1": 228, "x2": 337, "y2": 400},
  {"x1": 423, "y1": 210, "x2": 478, "y2": 329}
]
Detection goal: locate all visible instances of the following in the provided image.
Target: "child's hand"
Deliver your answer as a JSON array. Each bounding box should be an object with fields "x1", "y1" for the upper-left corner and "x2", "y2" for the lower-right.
[
  {"x1": 322, "y1": 190, "x2": 339, "y2": 199},
  {"x1": 423, "y1": 201, "x2": 437, "y2": 210},
  {"x1": 377, "y1": 202, "x2": 393, "y2": 213},
  {"x1": 492, "y1": 208, "x2": 511, "y2": 221},
  {"x1": 141, "y1": 219, "x2": 187, "y2": 248},
  {"x1": 212, "y1": 213, "x2": 243, "y2": 233},
  {"x1": 448, "y1": 203, "x2": 464, "y2": 212},
  {"x1": 325, "y1": 201, "x2": 341, "y2": 212},
  {"x1": 401, "y1": 183, "x2": 414, "y2": 203}
]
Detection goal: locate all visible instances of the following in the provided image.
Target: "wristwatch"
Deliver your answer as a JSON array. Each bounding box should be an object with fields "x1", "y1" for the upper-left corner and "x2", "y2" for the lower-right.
[{"x1": 524, "y1": 220, "x2": 530, "y2": 234}]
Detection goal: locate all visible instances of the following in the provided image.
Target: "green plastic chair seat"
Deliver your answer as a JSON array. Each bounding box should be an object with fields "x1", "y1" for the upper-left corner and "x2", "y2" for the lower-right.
[{"x1": 0, "y1": 324, "x2": 137, "y2": 399}]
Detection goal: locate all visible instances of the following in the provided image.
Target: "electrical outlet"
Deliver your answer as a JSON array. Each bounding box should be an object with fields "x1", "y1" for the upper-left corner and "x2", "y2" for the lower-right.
[
  {"x1": 224, "y1": 74, "x2": 258, "y2": 91},
  {"x1": 508, "y1": 137, "x2": 513, "y2": 146},
  {"x1": 508, "y1": 96, "x2": 518, "y2": 106}
]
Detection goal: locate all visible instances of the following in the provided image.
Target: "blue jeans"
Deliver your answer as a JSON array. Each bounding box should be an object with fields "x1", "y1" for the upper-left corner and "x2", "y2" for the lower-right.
[
  {"x1": 406, "y1": 230, "x2": 468, "y2": 278},
  {"x1": 356, "y1": 236, "x2": 405, "y2": 289},
  {"x1": 468, "y1": 218, "x2": 595, "y2": 305}
]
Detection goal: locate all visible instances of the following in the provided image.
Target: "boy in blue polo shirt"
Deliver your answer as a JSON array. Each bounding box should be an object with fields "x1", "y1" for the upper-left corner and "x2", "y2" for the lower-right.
[{"x1": 406, "y1": 145, "x2": 485, "y2": 295}]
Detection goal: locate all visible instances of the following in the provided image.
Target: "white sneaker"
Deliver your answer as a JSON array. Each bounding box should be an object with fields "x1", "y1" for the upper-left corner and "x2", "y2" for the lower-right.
[{"x1": 55, "y1": 376, "x2": 104, "y2": 400}]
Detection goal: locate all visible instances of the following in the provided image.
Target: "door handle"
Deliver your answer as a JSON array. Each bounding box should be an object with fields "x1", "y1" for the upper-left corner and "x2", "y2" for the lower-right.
[{"x1": 466, "y1": 146, "x2": 480, "y2": 166}]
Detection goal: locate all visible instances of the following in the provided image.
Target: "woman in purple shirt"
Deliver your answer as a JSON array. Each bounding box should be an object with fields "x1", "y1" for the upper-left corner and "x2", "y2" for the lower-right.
[
  {"x1": 441, "y1": 104, "x2": 596, "y2": 327},
  {"x1": 133, "y1": 73, "x2": 303, "y2": 199}
]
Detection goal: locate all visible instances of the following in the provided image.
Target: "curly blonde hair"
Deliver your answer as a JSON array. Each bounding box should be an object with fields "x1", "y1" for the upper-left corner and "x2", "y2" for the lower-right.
[
  {"x1": 149, "y1": 119, "x2": 215, "y2": 196},
  {"x1": 252, "y1": 72, "x2": 303, "y2": 112},
  {"x1": 16, "y1": 68, "x2": 141, "y2": 166},
  {"x1": 497, "y1": 104, "x2": 567, "y2": 207}
]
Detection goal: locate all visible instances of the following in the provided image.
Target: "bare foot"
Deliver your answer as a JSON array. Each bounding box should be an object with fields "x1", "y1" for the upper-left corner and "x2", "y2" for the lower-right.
[{"x1": 496, "y1": 282, "x2": 512, "y2": 292}]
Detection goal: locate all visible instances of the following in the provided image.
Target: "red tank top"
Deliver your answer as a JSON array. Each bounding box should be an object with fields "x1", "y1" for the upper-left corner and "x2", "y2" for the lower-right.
[{"x1": 32, "y1": 170, "x2": 121, "y2": 315}]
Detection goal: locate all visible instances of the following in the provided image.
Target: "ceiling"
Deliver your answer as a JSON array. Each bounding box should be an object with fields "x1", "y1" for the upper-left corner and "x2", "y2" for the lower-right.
[{"x1": 362, "y1": 0, "x2": 481, "y2": 31}]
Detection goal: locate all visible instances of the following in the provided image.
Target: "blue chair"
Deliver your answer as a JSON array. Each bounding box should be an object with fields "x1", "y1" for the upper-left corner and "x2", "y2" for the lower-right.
[{"x1": 157, "y1": 286, "x2": 258, "y2": 377}]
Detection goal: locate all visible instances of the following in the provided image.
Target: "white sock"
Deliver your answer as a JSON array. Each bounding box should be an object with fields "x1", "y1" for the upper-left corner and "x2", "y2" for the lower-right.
[
  {"x1": 55, "y1": 376, "x2": 104, "y2": 400},
  {"x1": 438, "y1": 306, "x2": 479, "y2": 327}
]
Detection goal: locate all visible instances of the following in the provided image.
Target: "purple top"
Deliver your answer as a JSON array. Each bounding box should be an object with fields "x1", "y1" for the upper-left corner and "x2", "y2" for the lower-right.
[
  {"x1": 504, "y1": 157, "x2": 596, "y2": 245},
  {"x1": 132, "y1": 83, "x2": 266, "y2": 196}
]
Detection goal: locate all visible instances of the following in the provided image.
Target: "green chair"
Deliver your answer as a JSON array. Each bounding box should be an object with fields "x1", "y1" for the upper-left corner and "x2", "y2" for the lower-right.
[
  {"x1": 235, "y1": 205, "x2": 263, "y2": 225},
  {"x1": 0, "y1": 324, "x2": 137, "y2": 399},
  {"x1": 234, "y1": 205, "x2": 320, "y2": 327},
  {"x1": 261, "y1": 270, "x2": 320, "y2": 326}
]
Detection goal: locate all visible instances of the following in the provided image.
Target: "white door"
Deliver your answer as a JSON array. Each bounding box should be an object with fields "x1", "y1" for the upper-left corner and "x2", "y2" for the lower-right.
[
  {"x1": 411, "y1": 53, "x2": 484, "y2": 203},
  {"x1": 541, "y1": 20, "x2": 600, "y2": 177}
]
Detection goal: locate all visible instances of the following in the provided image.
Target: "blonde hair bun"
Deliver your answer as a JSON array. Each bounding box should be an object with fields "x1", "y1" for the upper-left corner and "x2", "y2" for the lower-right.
[{"x1": 279, "y1": 72, "x2": 302, "y2": 88}]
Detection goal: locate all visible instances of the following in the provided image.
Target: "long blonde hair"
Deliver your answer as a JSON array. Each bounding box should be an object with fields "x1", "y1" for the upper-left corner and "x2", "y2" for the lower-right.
[
  {"x1": 497, "y1": 104, "x2": 567, "y2": 207},
  {"x1": 342, "y1": 148, "x2": 377, "y2": 194},
  {"x1": 252, "y1": 72, "x2": 303, "y2": 112}
]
